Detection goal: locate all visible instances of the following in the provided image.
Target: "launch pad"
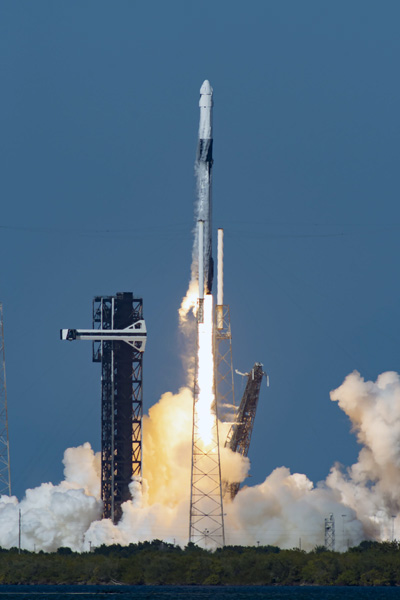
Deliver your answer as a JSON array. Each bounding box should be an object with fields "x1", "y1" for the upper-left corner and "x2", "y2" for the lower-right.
[{"x1": 59, "y1": 80, "x2": 264, "y2": 545}]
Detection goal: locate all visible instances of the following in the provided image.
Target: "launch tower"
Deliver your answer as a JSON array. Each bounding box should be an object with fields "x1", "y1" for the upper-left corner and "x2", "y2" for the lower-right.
[
  {"x1": 92, "y1": 293, "x2": 144, "y2": 521},
  {"x1": 61, "y1": 292, "x2": 146, "y2": 523}
]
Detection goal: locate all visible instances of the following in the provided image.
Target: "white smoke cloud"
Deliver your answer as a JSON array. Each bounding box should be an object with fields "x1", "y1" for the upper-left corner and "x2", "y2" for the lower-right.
[
  {"x1": 327, "y1": 370, "x2": 400, "y2": 543},
  {"x1": 225, "y1": 467, "x2": 363, "y2": 550},
  {"x1": 224, "y1": 370, "x2": 400, "y2": 550},
  {"x1": 0, "y1": 443, "x2": 101, "y2": 552}
]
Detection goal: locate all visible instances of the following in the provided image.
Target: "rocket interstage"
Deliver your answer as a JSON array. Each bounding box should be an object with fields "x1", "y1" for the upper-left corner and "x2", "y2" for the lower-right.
[{"x1": 197, "y1": 80, "x2": 214, "y2": 295}]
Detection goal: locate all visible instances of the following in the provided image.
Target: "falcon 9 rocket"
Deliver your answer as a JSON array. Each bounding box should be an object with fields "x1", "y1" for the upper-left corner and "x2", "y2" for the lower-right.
[{"x1": 197, "y1": 80, "x2": 214, "y2": 297}]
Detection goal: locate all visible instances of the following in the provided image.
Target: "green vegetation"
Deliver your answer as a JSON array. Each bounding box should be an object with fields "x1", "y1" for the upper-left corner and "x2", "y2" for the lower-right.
[{"x1": 0, "y1": 540, "x2": 400, "y2": 585}]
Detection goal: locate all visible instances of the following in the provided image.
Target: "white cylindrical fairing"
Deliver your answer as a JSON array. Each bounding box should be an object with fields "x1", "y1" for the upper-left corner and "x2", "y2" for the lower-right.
[
  {"x1": 198, "y1": 220, "x2": 204, "y2": 301},
  {"x1": 199, "y1": 80, "x2": 213, "y2": 140}
]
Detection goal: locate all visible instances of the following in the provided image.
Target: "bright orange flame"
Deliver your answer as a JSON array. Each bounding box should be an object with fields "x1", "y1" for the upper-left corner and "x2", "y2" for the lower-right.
[{"x1": 197, "y1": 294, "x2": 215, "y2": 446}]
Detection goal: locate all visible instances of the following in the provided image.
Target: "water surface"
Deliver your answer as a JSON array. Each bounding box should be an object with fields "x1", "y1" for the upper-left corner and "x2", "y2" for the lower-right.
[{"x1": 0, "y1": 585, "x2": 398, "y2": 599}]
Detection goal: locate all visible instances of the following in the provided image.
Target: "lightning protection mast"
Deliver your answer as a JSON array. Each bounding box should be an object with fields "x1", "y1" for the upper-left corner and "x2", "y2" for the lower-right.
[
  {"x1": 214, "y1": 229, "x2": 235, "y2": 424},
  {"x1": 0, "y1": 304, "x2": 11, "y2": 496}
]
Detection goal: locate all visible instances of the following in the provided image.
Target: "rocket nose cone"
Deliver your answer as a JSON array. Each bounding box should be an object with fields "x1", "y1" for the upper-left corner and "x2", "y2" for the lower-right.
[{"x1": 200, "y1": 80, "x2": 213, "y2": 95}]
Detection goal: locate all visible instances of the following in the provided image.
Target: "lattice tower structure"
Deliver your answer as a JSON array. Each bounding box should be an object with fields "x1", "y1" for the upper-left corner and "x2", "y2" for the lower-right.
[
  {"x1": 0, "y1": 304, "x2": 11, "y2": 496},
  {"x1": 324, "y1": 513, "x2": 335, "y2": 551},
  {"x1": 92, "y1": 293, "x2": 143, "y2": 522},
  {"x1": 225, "y1": 362, "x2": 265, "y2": 499},
  {"x1": 189, "y1": 300, "x2": 225, "y2": 548},
  {"x1": 214, "y1": 305, "x2": 235, "y2": 423}
]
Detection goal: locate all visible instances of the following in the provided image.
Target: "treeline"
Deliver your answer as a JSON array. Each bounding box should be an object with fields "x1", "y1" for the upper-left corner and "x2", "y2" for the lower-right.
[{"x1": 0, "y1": 540, "x2": 400, "y2": 585}]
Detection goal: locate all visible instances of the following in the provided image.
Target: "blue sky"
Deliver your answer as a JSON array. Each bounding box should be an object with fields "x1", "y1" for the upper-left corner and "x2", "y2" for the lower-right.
[{"x1": 1, "y1": 0, "x2": 400, "y2": 499}]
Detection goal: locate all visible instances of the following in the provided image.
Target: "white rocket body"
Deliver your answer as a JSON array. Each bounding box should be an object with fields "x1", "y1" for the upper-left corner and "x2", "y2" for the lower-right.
[
  {"x1": 197, "y1": 80, "x2": 214, "y2": 295},
  {"x1": 199, "y1": 80, "x2": 213, "y2": 141}
]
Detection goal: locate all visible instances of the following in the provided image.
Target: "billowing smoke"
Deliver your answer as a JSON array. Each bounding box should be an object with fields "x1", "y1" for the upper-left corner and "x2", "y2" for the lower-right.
[
  {"x1": 327, "y1": 370, "x2": 400, "y2": 543},
  {"x1": 0, "y1": 443, "x2": 102, "y2": 551},
  {"x1": 225, "y1": 371, "x2": 400, "y2": 549},
  {"x1": 1, "y1": 370, "x2": 400, "y2": 552}
]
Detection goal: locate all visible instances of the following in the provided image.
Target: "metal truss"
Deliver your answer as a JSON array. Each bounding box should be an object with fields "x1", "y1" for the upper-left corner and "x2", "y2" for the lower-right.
[
  {"x1": 0, "y1": 304, "x2": 11, "y2": 496},
  {"x1": 92, "y1": 294, "x2": 143, "y2": 523},
  {"x1": 324, "y1": 513, "x2": 335, "y2": 551},
  {"x1": 225, "y1": 362, "x2": 265, "y2": 499},
  {"x1": 189, "y1": 306, "x2": 225, "y2": 547},
  {"x1": 214, "y1": 305, "x2": 235, "y2": 423}
]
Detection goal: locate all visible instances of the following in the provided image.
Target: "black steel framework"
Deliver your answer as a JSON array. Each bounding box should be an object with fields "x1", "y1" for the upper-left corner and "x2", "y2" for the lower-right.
[
  {"x1": 225, "y1": 362, "x2": 265, "y2": 499},
  {"x1": 92, "y1": 293, "x2": 143, "y2": 522}
]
